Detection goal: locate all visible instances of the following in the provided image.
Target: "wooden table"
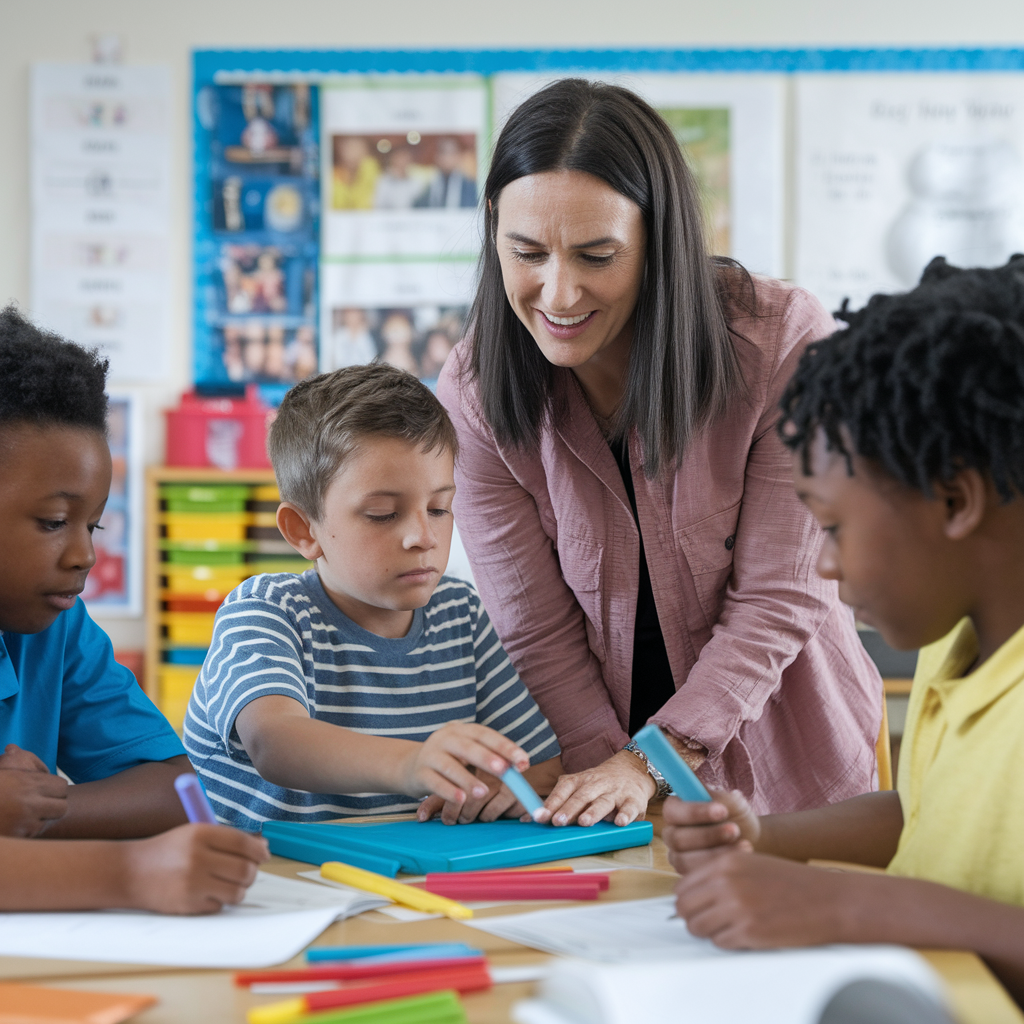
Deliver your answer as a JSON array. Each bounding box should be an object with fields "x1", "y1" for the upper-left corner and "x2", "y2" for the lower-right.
[{"x1": 1, "y1": 827, "x2": 1020, "y2": 1024}]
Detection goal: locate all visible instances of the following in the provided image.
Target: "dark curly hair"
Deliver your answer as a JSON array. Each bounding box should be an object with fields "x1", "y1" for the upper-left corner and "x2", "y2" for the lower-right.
[
  {"x1": 0, "y1": 305, "x2": 109, "y2": 431},
  {"x1": 779, "y1": 256, "x2": 1024, "y2": 500}
]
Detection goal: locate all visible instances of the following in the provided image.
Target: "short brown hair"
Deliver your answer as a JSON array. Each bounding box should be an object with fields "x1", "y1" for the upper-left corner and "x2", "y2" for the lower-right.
[{"x1": 268, "y1": 363, "x2": 459, "y2": 520}]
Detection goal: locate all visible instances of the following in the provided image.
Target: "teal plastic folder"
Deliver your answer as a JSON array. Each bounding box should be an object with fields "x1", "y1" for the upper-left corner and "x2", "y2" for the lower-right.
[{"x1": 261, "y1": 818, "x2": 653, "y2": 876}]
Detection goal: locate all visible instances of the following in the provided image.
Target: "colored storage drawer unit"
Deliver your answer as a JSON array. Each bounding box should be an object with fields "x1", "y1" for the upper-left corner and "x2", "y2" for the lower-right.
[
  {"x1": 160, "y1": 484, "x2": 251, "y2": 513},
  {"x1": 163, "y1": 513, "x2": 253, "y2": 541},
  {"x1": 162, "y1": 611, "x2": 217, "y2": 646},
  {"x1": 158, "y1": 665, "x2": 201, "y2": 732},
  {"x1": 162, "y1": 564, "x2": 249, "y2": 596}
]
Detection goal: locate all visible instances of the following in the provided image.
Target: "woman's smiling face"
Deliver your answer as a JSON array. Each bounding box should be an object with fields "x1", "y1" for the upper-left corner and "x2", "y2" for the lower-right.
[{"x1": 495, "y1": 169, "x2": 646, "y2": 371}]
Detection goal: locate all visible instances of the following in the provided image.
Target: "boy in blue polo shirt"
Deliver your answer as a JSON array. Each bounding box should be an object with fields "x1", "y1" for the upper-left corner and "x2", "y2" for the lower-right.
[{"x1": 0, "y1": 306, "x2": 266, "y2": 912}]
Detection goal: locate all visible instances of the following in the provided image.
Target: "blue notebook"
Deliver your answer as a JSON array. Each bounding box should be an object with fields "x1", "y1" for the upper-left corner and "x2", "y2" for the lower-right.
[{"x1": 262, "y1": 818, "x2": 653, "y2": 876}]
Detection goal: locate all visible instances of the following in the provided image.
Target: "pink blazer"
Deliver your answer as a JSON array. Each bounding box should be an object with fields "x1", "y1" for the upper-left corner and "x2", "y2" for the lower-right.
[{"x1": 438, "y1": 278, "x2": 882, "y2": 813}]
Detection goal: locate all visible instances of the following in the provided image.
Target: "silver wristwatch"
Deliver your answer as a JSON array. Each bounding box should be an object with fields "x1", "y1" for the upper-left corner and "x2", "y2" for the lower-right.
[{"x1": 623, "y1": 740, "x2": 672, "y2": 798}]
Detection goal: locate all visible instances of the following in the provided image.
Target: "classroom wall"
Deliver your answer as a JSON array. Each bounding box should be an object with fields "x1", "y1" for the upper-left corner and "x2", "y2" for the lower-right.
[{"x1": 2, "y1": 0, "x2": 1024, "y2": 648}]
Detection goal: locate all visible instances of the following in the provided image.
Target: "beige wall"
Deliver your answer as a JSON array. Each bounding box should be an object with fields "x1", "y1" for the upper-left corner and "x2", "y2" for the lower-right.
[{"x1": 2, "y1": 0, "x2": 1023, "y2": 646}]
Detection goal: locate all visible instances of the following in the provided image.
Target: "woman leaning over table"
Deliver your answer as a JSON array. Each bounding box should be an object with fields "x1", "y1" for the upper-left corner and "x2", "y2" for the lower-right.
[{"x1": 437, "y1": 79, "x2": 883, "y2": 827}]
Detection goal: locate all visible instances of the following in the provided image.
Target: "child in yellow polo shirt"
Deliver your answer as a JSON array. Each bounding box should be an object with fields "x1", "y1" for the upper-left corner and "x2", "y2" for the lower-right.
[{"x1": 661, "y1": 255, "x2": 1024, "y2": 1004}]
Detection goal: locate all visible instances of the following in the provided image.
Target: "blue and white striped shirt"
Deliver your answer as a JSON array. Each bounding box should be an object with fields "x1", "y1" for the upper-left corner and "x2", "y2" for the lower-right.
[{"x1": 183, "y1": 570, "x2": 559, "y2": 830}]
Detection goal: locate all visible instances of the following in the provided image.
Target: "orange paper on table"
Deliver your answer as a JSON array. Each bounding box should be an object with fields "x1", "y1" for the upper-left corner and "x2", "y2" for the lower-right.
[{"x1": 0, "y1": 982, "x2": 156, "y2": 1024}]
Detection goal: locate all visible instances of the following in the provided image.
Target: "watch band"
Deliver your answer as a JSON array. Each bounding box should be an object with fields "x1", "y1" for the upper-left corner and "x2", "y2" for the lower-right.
[{"x1": 623, "y1": 739, "x2": 673, "y2": 799}]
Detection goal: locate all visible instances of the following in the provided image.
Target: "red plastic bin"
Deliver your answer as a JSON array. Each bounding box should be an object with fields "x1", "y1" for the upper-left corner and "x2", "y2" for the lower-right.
[{"x1": 165, "y1": 385, "x2": 273, "y2": 470}]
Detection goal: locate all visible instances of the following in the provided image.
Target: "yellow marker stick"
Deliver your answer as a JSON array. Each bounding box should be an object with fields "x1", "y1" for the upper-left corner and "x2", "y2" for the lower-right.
[
  {"x1": 320, "y1": 861, "x2": 474, "y2": 920},
  {"x1": 248, "y1": 997, "x2": 305, "y2": 1024}
]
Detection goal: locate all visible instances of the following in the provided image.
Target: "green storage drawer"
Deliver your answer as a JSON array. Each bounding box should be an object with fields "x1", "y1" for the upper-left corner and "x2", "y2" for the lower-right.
[
  {"x1": 163, "y1": 549, "x2": 247, "y2": 565},
  {"x1": 161, "y1": 539, "x2": 252, "y2": 565},
  {"x1": 160, "y1": 484, "x2": 251, "y2": 513}
]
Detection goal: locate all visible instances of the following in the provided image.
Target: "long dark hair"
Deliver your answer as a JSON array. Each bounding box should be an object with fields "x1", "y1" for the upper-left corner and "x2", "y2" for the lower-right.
[{"x1": 467, "y1": 78, "x2": 745, "y2": 477}]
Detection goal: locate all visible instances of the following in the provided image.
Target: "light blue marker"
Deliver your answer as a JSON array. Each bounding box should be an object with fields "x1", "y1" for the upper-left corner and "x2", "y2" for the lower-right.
[
  {"x1": 500, "y1": 765, "x2": 546, "y2": 820},
  {"x1": 632, "y1": 723, "x2": 712, "y2": 803}
]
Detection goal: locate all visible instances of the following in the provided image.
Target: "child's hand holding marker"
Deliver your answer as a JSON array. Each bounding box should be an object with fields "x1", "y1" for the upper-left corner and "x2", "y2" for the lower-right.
[
  {"x1": 662, "y1": 788, "x2": 761, "y2": 874},
  {"x1": 407, "y1": 723, "x2": 529, "y2": 822}
]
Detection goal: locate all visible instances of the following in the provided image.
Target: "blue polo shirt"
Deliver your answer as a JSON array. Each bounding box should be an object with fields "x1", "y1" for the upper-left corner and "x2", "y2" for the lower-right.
[{"x1": 0, "y1": 600, "x2": 184, "y2": 781}]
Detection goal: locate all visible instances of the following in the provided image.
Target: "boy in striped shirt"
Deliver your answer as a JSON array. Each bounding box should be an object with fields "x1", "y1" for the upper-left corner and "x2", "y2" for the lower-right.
[{"x1": 184, "y1": 364, "x2": 561, "y2": 830}]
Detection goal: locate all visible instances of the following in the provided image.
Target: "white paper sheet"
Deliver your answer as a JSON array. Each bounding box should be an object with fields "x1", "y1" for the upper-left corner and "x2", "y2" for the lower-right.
[
  {"x1": 465, "y1": 895, "x2": 722, "y2": 962},
  {"x1": 0, "y1": 872, "x2": 388, "y2": 969}
]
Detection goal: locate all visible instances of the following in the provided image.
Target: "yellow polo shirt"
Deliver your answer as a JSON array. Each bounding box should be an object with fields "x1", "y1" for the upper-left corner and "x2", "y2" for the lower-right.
[{"x1": 887, "y1": 617, "x2": 1024, "y2": 906}]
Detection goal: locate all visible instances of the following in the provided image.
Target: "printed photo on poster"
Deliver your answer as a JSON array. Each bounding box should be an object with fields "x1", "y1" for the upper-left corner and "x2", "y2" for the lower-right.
[
  {"x1": 206, "y1": 82, "x2": 317, "y2": 176},
  {"x1": 330, "y1": 132, "x2": 477, "y2": 211},
  {"x1": 217, "y1": 323, "x2": 318, "y2": 384},
  {"x1": 324, "y1": 304, "x2": 467, "y2": 385},
  {"x1": 319, "y1": 258, "x2": 473, "y2": 385},
  {"x1": 491, "y1": 73, "x2": 784, "y2": 276},
  {"x1": 796, "y1": 74, "x2": 1024, "y2": 313},
  {"x1": 320, "y1": 80, "x2": 486, "y2": 258},
  {"x1": 83, "y1": 391, "x2": 142, "y2": 616}
]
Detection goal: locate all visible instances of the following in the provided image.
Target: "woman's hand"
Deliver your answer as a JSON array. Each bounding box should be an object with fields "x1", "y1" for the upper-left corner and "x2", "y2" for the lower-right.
[
  {"x1": 663, "y1": 788, "x2": 761, "y2": 875},
  {"x1": 538, "y1": 750, "x2": 655, "y2": 827},
  {"x1": 400, "y1": 723, "x2": 529, "y2": 807}
]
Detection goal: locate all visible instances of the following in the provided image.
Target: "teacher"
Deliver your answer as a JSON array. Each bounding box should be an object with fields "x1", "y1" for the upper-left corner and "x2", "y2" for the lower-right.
[{"x1": 438, "y1": 79, "x2": 882, "y2": 826}]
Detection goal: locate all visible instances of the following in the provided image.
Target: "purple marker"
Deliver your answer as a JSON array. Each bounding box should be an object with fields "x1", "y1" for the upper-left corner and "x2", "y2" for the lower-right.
[{"x1": 175, "y1": 773, "x2": 218, "y2": 824}]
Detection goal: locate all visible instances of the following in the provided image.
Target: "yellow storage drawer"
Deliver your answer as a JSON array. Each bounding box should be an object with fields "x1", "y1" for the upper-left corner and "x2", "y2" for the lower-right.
[
  {"x1": 163, "y1": 513, "x2": 253, "y2": 541},
  {"x1": 162, "y1": 611, "x2": 217, "y2": 645},
  {"x1": 251, "y1": 484, "x2": 280, "y2": 502},
  {"x1": 159, "y1": 665, "x2": 201, "y2": 697},
  {"x1": 162, "y1": 565, "x2": 250, "y2": 596},
  {"x1": 157, "y1": 665, "x2": 201, "y2": 732}
]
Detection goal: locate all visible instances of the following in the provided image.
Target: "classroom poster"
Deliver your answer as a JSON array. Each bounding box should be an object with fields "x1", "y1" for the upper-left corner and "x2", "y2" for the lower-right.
[
  {"x1": 82, "y1": 391, "x2": 143, "y2": 616},
  {"x1": 491, "y1": 73, "x2": 785, "y2": 276},
  {"x1": 319, "y1": 78, "x2": 486, "y2": 258},
  {"x1": 193, "y1": 82, "x2": 320, "y2": 401},
  {"x1": 320, "y1": 260, "x2": 473, "y2": 385},
  {"x1": 318, "y1": 77, "x2": 485, "y2": 385},
  {"x1": 30, "y1": 64, "x2": 172, "y2": 382},
  {"x1": 796, "y1": 74, "x2": 1024, "y2": 314}
]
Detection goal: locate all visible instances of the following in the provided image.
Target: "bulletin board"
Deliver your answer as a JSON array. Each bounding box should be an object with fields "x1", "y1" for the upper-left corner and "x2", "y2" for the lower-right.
[{"x1": 193, "y1": 47, "x2": 1024, "y2": 401}]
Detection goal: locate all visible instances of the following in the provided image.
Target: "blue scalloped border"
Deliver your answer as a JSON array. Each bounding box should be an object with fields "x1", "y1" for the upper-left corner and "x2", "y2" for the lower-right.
[{"x1": 194, "y1": 47, "x2": 1024, "y2": 79}]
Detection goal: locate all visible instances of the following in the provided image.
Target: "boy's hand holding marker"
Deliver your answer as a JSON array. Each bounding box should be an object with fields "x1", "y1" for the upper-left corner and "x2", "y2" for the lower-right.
[
  {"x1": 120, "y1": 824, "x2": 268, "y2": 916},
  {"x1": 405, "y1": 723, "x2": 529, "y2": 822}
]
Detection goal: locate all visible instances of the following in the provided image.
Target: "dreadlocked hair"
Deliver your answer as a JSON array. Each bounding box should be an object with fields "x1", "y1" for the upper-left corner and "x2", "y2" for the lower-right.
[
  {"x1": 778, "y1": 255, "x2": 1024, "y2": 500},
  {"x1": 0, "y1": 305, "x2": 109, "y2": 432}
]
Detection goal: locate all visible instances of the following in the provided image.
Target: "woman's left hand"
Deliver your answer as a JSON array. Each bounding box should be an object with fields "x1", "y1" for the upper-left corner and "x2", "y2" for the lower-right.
[{"x1": 538, "y1": 750, "x2": 656, "y2": 827}]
